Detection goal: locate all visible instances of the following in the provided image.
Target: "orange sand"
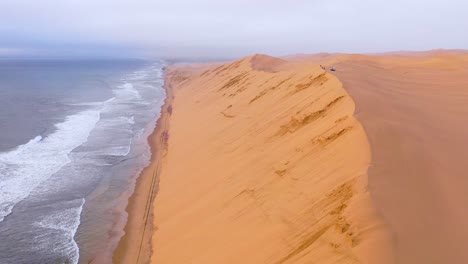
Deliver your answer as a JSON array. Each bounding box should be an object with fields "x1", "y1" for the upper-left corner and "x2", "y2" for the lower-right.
[
  {"x1": 112, "y1": 51, "x2": 468, "y2": 264},
  {"x1": 332, "y1": 52, "x2": 468, "y2": 264},
  {"x1": 149, "y1": 55, "x2": 393, "y2": 263},
  {"x1": 112, "y1": 82, "x2": 173, "y2": 264}
]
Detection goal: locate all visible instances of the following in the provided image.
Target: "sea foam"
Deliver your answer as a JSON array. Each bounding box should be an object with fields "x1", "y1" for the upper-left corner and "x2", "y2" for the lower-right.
[
  {"x1": 33, "y1": 198, "x2": 85, "y2": 264},
  {"x1": 0, "y1": 110, "x2": 100, "y2": 222}
]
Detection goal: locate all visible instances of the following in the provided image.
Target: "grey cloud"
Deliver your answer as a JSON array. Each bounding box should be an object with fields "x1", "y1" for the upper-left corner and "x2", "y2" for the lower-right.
[{"x1": 0, "y1": 0, "x2": 467, "y2": 59}]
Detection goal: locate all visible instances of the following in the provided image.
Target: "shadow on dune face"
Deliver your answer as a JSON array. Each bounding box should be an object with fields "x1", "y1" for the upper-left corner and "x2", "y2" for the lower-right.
[{"x1": 334, "y1": 55, "x2": 468, "y2": 264}]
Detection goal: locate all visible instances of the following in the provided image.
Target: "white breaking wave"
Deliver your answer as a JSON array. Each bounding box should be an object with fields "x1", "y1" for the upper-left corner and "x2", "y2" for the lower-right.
[
  {"x1": 126, "y1": 71, "x2": 148, "y2": 80},
  {"x1": 0, "y1": 61, "x2": 166, "y2": 264},
  {"x1": 66, "y1": 97, "x2": 116, "y2": 106},
  {"x1": 115, "y1": 83, "x2": 141, "y2": 99},
  {"x1": 33, "y1": 198, "x2": 85, "y2": 264},
  {"x1": 0, "y1": 110, "x2": 100, "y2": 222}
]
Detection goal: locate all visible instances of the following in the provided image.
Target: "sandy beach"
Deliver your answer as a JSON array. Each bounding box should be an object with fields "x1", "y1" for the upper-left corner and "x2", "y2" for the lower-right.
[{"x1": 112, "y1": 79, "x2": 173, "y2": 264}]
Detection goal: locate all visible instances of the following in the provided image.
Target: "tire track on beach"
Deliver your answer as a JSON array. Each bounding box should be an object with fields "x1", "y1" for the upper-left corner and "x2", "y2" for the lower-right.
[
  {"x1": 136, "y1": 115, "x2": 169, "y2": 264},
  {"x1": 113, "y1": 83, "x2": 172, "y2": 264}
]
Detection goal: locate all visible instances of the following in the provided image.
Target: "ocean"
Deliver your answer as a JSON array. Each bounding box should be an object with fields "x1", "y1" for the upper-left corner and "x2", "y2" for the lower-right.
[{"x1": 0, "y1": 59, "x2": 166, "y2": 263}]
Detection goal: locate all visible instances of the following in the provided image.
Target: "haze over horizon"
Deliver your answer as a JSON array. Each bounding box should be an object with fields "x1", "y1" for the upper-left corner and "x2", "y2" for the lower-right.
[{"x1": 1, "y1": 0, "x2": 467, "y2": 59}]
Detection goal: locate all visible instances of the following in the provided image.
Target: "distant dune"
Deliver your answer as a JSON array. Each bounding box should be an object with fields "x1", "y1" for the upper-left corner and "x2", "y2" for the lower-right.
[
  {"x1": 250, "y1": 54, "x2": 287, "y2": 72},
  {"x1": 375, "y1": 49, "x2": 468, "y2": 57},
  {"x1": 149, "y1": 54, "x2": 392, "y2": 263},
  {"x1": 282, "y1": 52, "x2": 343, "y2": 63}
]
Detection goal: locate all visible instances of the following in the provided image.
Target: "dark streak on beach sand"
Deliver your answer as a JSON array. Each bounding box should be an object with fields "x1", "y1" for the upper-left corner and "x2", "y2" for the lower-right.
[{"x1": 111, "y1": 78, "x2": 173, "y2": 264}]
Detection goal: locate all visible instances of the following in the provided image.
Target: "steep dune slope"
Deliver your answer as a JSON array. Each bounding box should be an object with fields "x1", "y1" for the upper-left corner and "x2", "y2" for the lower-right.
[{"x1": 151, "y1": 55, "x2": 392, "y2": 263}]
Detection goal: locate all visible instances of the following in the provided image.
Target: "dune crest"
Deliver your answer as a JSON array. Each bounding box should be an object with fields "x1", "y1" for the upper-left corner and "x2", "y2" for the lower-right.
[
  {"x1": 249, "y1": 54, "x2": 287, "y2": 72},
  {"x1": 151, "y1": 56, "x2": 393, "y2": 263}
]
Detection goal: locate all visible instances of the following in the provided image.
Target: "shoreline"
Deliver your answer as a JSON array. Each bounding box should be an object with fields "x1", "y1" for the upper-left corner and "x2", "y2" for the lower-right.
[{"x1": 112, "y1": 70, "x2": 173, "y2": 264}]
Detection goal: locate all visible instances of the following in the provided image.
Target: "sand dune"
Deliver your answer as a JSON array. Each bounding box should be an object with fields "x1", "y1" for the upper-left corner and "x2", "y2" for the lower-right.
[
  {"x1": 333, "y1": 53, "x2": 468, "y2": 264},
  {"x1": 149, "y1": 54, "x2": 392, "y2": 263}
]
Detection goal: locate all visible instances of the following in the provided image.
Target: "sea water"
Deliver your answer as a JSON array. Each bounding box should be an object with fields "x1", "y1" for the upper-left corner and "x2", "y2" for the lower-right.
[{"x1": 0, "y1": 60, "x2": 166, "y2": 263}]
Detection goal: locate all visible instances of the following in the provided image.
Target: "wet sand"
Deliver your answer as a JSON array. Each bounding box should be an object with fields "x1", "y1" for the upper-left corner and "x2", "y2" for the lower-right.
[
  {"x1": 333, "y1": 53, "x2": 468, "y2": 263},
  {"x1": 112, "y1": 80, "x2": 173, "y2": 264}
]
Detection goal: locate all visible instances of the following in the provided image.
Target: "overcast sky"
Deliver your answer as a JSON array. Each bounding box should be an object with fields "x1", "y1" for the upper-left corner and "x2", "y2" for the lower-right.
[{"x1": 1, "y1": 0, "x2": 467, "y2": 59}]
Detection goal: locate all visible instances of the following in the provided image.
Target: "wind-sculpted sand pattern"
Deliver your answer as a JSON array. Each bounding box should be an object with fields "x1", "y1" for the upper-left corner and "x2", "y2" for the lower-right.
[{"x1": 150, "y1": 55, "x2": 393, "y2": 264}]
